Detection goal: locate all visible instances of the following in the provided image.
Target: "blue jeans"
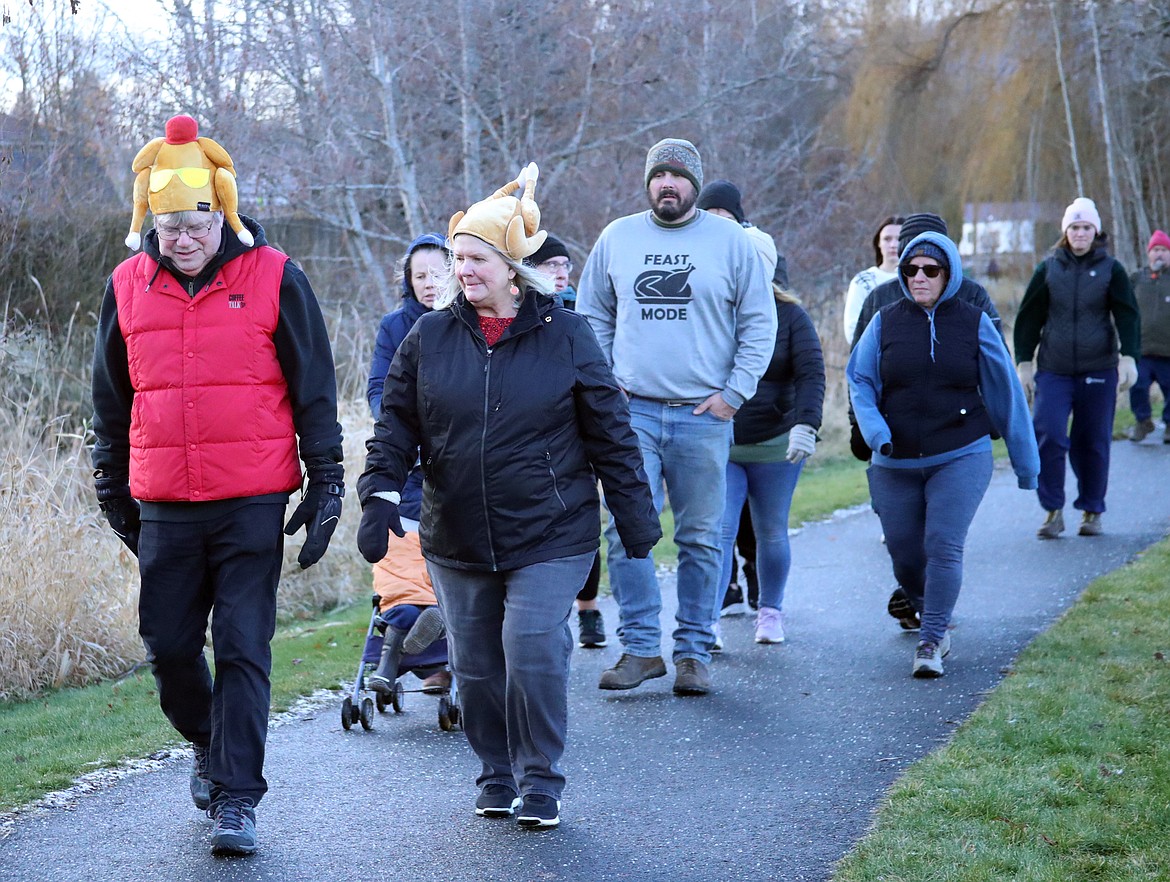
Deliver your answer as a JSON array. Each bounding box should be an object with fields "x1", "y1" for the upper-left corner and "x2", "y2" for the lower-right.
[
  {"x1": 603, "y1": 398, "x2": 732, "y2": 664},
  {"x1": 426, "y1": 551, "x2": 594, "y2": 800},
  {"x1": 1130, "y1": 355, "x2": 1170, "y2": 423},
  {"x1": 1033, "y1": 368, "x2": 1117, "y2": 513},
  {"x1": 867, "y1": 452, "x2": 992, "y2": 646},
  {"x1": 716, "y1": 458, "x2": 803, "y2": 614}
]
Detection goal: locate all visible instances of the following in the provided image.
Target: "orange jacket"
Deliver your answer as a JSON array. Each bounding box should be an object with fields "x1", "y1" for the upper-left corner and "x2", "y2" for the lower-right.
[{"x1": 373, "y1": 531, "x2": 436, "y2": 612}]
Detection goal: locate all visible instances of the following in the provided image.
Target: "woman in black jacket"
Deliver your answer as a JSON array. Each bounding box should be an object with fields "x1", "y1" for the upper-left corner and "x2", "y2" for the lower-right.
[
  {"x1": 714, "y1": 269, "x2": 825, "y2": 645},
  {"x1": 357, "y1": 165, "x2": 660, "y2": 831}
]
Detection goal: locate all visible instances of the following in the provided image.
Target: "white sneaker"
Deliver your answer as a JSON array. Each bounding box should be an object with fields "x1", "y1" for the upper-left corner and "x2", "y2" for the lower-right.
[
  {"x1": 754, "y1": 607, "x2": 785, "y2": 644},
  {"x1": 711, "y1": 622, "x2": 724, "y2": 653},
  {"x1": 912, "y1": 631, "x2": 951, "y2": 678}
]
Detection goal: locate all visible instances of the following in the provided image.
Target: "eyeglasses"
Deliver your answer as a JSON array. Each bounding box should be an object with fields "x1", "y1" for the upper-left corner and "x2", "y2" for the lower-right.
[
  {"x1": 149, "y1": 166, "x2": 212, "y2": 192},
  {"x1": 155, "y1": 220, "x2": 217, "y2": 240},
  {"x1": 902, "y1": 263, "x2": 944, "y2": 279},
  {"x1": 539, "y1": 259, "x2": 573, "y2": 273}
]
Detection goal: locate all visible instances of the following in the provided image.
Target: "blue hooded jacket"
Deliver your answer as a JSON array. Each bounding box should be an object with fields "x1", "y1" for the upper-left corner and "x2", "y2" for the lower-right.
[{"x1": 846, "y1": 232, "x2": 1038, "y2": 487}]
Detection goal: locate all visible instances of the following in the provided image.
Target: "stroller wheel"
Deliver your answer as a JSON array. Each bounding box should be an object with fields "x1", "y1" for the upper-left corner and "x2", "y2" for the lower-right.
[
  {"x1": 448, "y1": 703, "x2": 461, "y2": 728},
  {"x1": 391, "y1": 680, "x2": 405, "y2": 714},
  {"x1": 375, "y1": 690, "x2": 388, "y2": 713},
  {"x1": 341, "y1": 697, "x2": 354, "y2": 731},
  {"x1": 359, "y1": 697, "x2": 376, "y2": 731}
]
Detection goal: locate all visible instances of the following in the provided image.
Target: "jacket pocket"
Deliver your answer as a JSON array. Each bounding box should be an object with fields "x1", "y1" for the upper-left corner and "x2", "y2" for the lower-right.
[{"x1": 545, "y1": 450, "x2": 568, "y2": 512}]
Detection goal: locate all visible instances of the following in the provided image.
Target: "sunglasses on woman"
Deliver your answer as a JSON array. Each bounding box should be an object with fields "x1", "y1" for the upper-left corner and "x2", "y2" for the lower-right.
[{"x1": 902, "y1": 263, "x2": 944, "y2": 279}]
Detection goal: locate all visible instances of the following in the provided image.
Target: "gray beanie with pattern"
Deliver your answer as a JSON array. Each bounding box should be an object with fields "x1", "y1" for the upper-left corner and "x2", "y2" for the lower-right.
[{"x1": 644, "y1": 138, "x2": 703, "y2": 192}]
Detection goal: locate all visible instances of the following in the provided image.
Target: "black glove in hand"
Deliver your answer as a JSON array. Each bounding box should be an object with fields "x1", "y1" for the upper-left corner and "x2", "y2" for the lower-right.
[
  {"x1": 284, "y1": 472, "x2": 345, "y2": 569},
  {"x1": 357, "y1": 497, "x2": 405, "y2": 563},
  {"x1": 624, "y1": 541, "x2": 655, "y2": 560},
  {"x1": 95, "y1": 475, "x2": 141, "y2": 556}
]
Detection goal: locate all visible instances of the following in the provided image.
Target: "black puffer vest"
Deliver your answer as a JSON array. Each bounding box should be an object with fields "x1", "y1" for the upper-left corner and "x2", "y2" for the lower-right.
[
  {"x1": 1038, "y1": 245, "x2": 1119, "y2": 374},
  {"x1": 879, "y1": 297, "x2": 992, "y2": 458}
]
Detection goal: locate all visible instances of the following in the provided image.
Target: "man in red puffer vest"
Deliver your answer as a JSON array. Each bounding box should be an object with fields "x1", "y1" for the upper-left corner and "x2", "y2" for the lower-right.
[{"x1": 91, "y1": 115, "x2": 343, "y2": 857}]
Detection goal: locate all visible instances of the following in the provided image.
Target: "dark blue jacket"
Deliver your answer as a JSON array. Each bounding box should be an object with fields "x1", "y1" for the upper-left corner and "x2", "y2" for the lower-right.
[{"x1": 732, "y1": 298, "x2": 824, "y2": 445}]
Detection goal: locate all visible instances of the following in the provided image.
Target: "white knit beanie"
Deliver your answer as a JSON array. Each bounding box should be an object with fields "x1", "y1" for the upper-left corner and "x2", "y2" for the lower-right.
[{"x1": 1061, "y1": 197, "x2": 1101, "y2": 234}]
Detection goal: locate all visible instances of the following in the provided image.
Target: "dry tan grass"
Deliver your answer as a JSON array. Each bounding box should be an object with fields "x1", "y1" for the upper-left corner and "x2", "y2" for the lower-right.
[{"x1": 0, "y1": 315, "x2": 376, "y2": 699}]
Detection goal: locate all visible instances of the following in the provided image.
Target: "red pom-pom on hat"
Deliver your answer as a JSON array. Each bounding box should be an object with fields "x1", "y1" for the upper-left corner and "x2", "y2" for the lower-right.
[{"x1": 164, "y1": 115, "x2": 199, "y2": 145}]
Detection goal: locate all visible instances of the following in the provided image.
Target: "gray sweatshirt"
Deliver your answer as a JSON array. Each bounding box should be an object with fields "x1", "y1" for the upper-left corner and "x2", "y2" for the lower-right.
[{"x1": 576, "y1": 210, "x2": 777, "y2": 409}]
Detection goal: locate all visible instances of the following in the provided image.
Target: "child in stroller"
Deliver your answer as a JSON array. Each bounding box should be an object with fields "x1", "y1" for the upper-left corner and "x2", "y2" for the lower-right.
[{"x1": 341, "y1": 469, "x2": 459, "y2": 732}]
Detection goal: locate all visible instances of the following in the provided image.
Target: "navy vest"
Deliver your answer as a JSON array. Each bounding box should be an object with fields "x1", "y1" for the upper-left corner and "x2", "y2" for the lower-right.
[
  {"x1": 1039, "y1": 246, "x2": 1118, "y2": 374},
  {"x1": 879, "y1": 298, "x2": 992, "y2": 458}
]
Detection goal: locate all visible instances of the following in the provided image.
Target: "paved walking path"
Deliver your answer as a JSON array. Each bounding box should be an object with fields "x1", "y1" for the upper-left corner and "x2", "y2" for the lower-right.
[{"x1": 3, "y1": 440, "x2": 1169, "y2": 882}]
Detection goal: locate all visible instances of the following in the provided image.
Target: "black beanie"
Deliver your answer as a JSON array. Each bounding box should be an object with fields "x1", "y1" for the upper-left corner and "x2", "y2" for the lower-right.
[
  {"x1": 898, "y1": 213, "x2": 948, "y2": 254},
  {"x1": 527, "y1": 234, "x2": 570, "y2": 266},
  {"x1": 697, "y1": 180, "x2": 745, "y2": 223}
]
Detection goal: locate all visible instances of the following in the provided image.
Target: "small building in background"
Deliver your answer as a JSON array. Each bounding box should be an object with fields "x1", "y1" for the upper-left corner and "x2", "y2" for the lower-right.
[{"x1": 959, "y1": 202, "x2": 1060, "y2": 277}]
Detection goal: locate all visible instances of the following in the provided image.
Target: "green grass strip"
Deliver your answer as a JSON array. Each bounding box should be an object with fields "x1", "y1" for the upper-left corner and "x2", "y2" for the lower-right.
[{"x1": 833, "y1": 538, "x2": 1170, "y2": 882}]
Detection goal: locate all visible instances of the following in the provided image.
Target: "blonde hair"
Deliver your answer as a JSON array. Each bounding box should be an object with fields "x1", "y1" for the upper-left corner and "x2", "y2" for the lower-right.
[{"x1": 435, "y1": 238, "x2": 555, "y2": 310}]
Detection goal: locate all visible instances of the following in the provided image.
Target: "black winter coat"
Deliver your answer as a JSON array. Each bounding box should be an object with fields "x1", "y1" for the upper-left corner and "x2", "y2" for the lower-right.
[
  {"x1": 732, "y1": 299, "x2": 825, "y2": 445},
  {"x1": 359, "y1": 290, "x2": 661, "y2": 572}
]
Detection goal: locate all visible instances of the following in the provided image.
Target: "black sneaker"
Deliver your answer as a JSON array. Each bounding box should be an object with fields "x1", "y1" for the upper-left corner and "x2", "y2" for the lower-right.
[
  {"x1": 577, "y1": 609, "x2": 607, "y2": 648},
  {"x1": 190, "y1": 743, "x2": 211, "y2": 810},
  {"x1": 517, "y1": 794, "x2": 561, "y2": 829},
  {"x1": 209, "y1": 797, "x2": 257, "y2": 856},
  {"x1": 886, "y1": 588, "x2": 920, "y2": 631},
  {"x1": 720, "y1": 584, "x2": 747, "y2": 617},
  {"x1": 475, "y1": 783, "x2": 521, "y2": 818}
]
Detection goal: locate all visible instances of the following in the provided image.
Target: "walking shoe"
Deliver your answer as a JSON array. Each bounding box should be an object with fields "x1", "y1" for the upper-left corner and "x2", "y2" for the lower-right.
[
  {"x1": 516, "y1": 794, "x2": 561, "y2": 829},
  {"x1": 577, "y1": 609, "x2": 607, "y2": 648},
  {"x1": 1131, "y1": 418, "x2": 1156, "y2": 442},
  {"x1": 886, "y1": 588, "x2": 920, "y2": 630},
  {"x1": 209, "y1": 797, "x2": 257, "y2": 856},
  {"x1": 911, "y1": 632, "x2": 951, "y2": 679},
  {"x1": 1037, "y1": 509, "x2": 1064, "y2": 539},
  {"x1": 419, "y1": 669, "x2": 453, "y2": 694},
  {"x1": 599, "y1": 653, "x2": 667, "y2": 690},
  {"x1": 672, "y1": 658, "x2": 711, "y2": 695},
  {"x1": 403, "y1": 606, "x2": 445, "y2": 655},
  {"x1": 711, "y1": 622, "x2": 723, "y2": 654},
  {"x1": 754, "y1": 607, "x2": 785, "y2": 644},
  {"x1": 475, "y1": 783, "x2": 521, "y2": 818},
  {"x1": 1079, "y1": 512, "x2": 1103, "y2": 536},
  {"x1": 720, "y1": 584, "x2": 748, "y2": 617},
  {"x1": 190, "y1": 743, "x2": 211, "y2": 810}
]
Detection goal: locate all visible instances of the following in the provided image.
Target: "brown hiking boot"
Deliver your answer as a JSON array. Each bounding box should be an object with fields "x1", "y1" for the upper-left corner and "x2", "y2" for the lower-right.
[
  {"x1": 1131, "y1": 419, "x2": 1156, "y2": 442},
  {"x1": 672, "y1": 658, "x2": 711, "y2": 696},
  {"x1": 598, "y1": 653, "x2": 667, "y2": 690},
  {"x1": 1078, "y1": 512, "x2": 1103, "y2": 536},
  {"x1": 419, "y1": 669, "x2": 452, "y2": 694},
  {"x1": 1037, "y1": 510, "x2": 1064, "y2": 539}
]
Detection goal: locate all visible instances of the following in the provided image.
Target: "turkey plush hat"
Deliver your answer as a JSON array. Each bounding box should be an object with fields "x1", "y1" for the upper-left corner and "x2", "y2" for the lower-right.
[
  {"x1": 125, "y1": 115, "x2": 254, "y2": 251},
  {"x1": 448, "y1": 163, "x2": 546, "y2": 261}
]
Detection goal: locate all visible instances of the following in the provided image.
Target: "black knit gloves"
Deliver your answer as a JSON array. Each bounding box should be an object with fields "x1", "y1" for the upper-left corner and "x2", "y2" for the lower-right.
[
  {"x1": 94, "y1": 471, "x2": 140, "y2": 556},
  {"x1": 283, "y1": 465, "x2": 345, "y2": 569},
  {"x1": 357, "y1": 495, "x2": 406, "y2": 563}
]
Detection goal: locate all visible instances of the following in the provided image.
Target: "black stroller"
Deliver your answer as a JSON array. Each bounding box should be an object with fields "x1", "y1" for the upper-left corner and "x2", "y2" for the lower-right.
[{"x1": 341, "y1": 596, "x2": 461, "y2": 732}]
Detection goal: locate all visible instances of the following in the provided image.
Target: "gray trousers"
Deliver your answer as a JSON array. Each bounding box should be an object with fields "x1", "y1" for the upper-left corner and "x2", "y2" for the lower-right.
[{"x1": 427, "y1": 551, "x2": 594, "y2": 800}]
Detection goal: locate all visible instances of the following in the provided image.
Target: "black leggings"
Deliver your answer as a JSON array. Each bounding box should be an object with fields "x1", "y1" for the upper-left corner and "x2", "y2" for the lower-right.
[{"x1": 575, "y1": 551, "x2": 602, "y2": 602}]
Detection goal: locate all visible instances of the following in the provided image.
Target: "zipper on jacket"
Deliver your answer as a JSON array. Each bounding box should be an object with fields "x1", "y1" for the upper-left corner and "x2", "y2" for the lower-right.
[
  {"x1": 545, "y1": 450, "x2": 568, "y2": 511},
  {"x1": 481, "y1": 348, "x2": 498, "y2": 571}
]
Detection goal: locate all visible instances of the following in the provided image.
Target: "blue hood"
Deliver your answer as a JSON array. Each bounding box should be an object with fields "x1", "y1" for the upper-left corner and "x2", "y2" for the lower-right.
[
  {"x1": 402, "y1": 232, "x2": 449, "y2": 301},
  {"x1": 897, "y1": 231, "x2": 963, "y2": 309}
]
